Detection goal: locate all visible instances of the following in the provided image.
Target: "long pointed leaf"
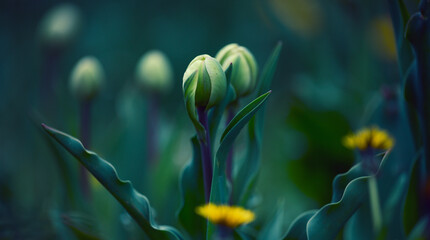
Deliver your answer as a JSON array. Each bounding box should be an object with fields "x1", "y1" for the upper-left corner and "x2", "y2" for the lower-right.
[
  {"x1": 42, "y1": 124, "x2": 184, "y2": 240},
  {"x1": 234, "y1": 42, "x2": 282, "y2": 205},
  {"x1": 177, "y1": 136, "x2": 206, "y2": 239},
  {"x1": 206, "y1": 91, "x2": 271, "y2": 239}
]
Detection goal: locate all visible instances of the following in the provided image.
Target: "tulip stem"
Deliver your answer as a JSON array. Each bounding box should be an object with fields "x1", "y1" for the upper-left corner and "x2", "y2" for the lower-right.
[
  {"x1": 368, "y1": 175, "x2": 382, "y2": 234},
  {"x1": 226, "y1": 105, "x2": 236, "y2": 203},
  {"x1": 147, "y1": 94, "x2": 159, "y2": 165},
  {"x1": 197, "y1": 107, "x2": 213, "y2": 202},
  {"x1": 79, "y1": 100, "x2": 92, "y2": 200}
]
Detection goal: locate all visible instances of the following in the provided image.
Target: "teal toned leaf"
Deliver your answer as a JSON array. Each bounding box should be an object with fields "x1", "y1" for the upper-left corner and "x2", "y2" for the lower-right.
[
  {"x1": 42, "y1": 124, "x2": 184, "y2": 240},
  {"x1": 62, "y1": 212, "x2": 101, "y2": 240},
  {"x1": 220, "y1": 91, "x2": 271, "y2": 144},
  {"x1": 283, "y1": 210, "x2": 317, "y2": 240},
  {"x1": 177, "y1": 136, "x2": 206, "y2": 239},
  {"x1": 387, "y1": 0, "x2": 413, "y2": 76},
  {"x1": 331, "y1": 163, "x2": 365, "y2": 202},
  {"x1": 306, "y1": 176, "x2": 371, "y2": 240},
  {"x1": 258, "y1": 202, "x2": 288, "y2": 240},
  {"x1": 206, "y1": 91, "x2": 271, "y2": 239},
  {"x1": 407, "y1": 217, "x2": 429, "y2": 240}
]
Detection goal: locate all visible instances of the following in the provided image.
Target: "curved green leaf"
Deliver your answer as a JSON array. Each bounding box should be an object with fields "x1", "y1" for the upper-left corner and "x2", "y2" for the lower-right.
[
  {"x1": 331, "y1": 163, "x2": 365, "y2": 202},
  {"x1": 206, "y1": 91, "x2": 271, "y2": 239},
  {"x1": 306, "y1": 176, "x2": 371, "y2": 240},
  {"x1": 220, "y1": 91, "x2": 271, "y2": 143},
  {"x1": 283, "y1": 210, "x2": 317, "y2": 240},
  {"x1": 42, "y1": 124, "x2": 184, "y2": 240},
  {"x1": 177, "y1": 136, "x2": 205, "y2": 239},
  {"x1": 233, "y1": 42, "x2": 282, "y2": 206}
]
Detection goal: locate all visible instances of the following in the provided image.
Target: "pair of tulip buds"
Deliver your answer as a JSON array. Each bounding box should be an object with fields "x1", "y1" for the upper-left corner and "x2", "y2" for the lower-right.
[{"x1": 183, "y1": 43, "x2": 258, "y2": 111}]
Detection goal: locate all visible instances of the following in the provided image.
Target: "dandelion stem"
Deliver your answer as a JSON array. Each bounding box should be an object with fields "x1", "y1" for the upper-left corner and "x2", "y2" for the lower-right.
[
  {"x1": 368, "y1": 175, "x2": 382, "y2": 234},
  {"x1": 197, "y1": 106, "x2": 213, "y2": 202},
  {"x1": 217, "y1": 225, "x2": 233, "y2": 240},
  {"x1": 79, "y1": 100, "x2": 92, "y2": 200}
]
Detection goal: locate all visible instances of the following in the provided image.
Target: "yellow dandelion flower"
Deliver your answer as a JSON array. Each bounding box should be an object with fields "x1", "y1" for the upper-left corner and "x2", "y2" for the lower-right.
[
  {"x1": 343, "y1": 126, "x2": 394, "y2": 151},
  {"x1": 196, "y1": 203, "x2": 255, "y2": 228}
]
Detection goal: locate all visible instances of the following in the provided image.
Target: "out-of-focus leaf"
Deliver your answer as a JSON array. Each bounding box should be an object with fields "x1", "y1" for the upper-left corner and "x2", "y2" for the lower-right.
[
  {"x1": 233, "y1": 43, "x2": 282, "y2": 205},
  {"x1": 332, "y1": 163, "x2": 366, "y2": 202},
  {"x1": 42, "y1": 124, "x2": 184, "y2": 240},
  {"x1": 258, "y1": 202, "x2": 287, "y2": 240},
  {"x1": 207, "y1": 91, "x2": 271, "y2": 239},
  {"x1": 283, "y1": 210, "x2": 317, "y2": 240},
  {"x1": 62, "y1": 212, "x2": 101, "y2": 240},
  {"x1": 177, "y1": 136, "x2": 205, "y2": 239},
  {"x1": 387, "y1": 0, "x2": 413, "y2": 76},
  {"x1": 407, "y1": 217, "x2": 429, "y2": 240}
]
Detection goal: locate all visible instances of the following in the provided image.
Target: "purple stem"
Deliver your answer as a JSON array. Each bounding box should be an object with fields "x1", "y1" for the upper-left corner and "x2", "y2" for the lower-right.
[
  {"x1": 146, "y1": 94, "x2": 159, "y2": 165},
  {"x1": 226, "y1": 106, "x2": 236, "y2": 202},
  {"x1": 80, "y1": 100, "x2": 92, "y2": 200},
  {"x1": 41, "y1": 50, "x2": 60, "y2": 112},
  {"x1": 197, "y1": 106, "x2": 213, "y2": 203}
]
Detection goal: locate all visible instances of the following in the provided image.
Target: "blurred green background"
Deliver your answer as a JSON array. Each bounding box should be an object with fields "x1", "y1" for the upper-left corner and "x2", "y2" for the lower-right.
[{"x1": 0, "y1": 0, "x2": 419, "y2": 238}]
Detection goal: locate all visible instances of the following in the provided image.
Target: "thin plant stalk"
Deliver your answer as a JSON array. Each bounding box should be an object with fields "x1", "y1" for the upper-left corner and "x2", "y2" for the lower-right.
[
  {"x1": 197, "y1": 106, "x2": 213, "y2": 203},
  {"x1": 368, "y1": 175, "x2": 382, "y2": 234},
  {"x1": 79, "y1": 100, "x2": 92, "y2": 200},
  {"x1": 146, "y1": 94, "x2": 159, "y2": 165},
  {"x1": 217, "y1": 225, "x2": 233, "y2": 240},
  {"x1": 225, "y1": 104, "x2": 236, "y2": 204}
]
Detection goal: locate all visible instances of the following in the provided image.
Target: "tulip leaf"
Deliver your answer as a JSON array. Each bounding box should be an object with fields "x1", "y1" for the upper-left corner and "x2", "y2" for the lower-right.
[
  {"x1": 183, "y1": 71, "x2": 206, "y2": 141},
  {"x1": 206, "y1": 91, "x2": 271, "y2": 239},
  {"x1": 41, "y1": 124, "x2": 184, "y2": 240},
  {"x1": 331, "y1": 163, "x2": 366, "y2": 202},
  {"x1": 283, "y1": 210, "x2": 317, "y2": 240},
  {"x1": 233, "y1": 42, "x2": 282, "y2": 205},
  {"x1": 177, "y1": 136, "x2": 206, "y2": 239}
]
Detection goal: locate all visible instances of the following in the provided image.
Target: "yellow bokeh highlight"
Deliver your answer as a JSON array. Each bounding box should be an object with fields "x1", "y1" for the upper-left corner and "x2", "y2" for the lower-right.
[
  {"x1": 196, "y1": 203, "x2": 255, "y2": 228},
  {"x1": 343, "y1": 126, "x2": 394, "y2": 151}
]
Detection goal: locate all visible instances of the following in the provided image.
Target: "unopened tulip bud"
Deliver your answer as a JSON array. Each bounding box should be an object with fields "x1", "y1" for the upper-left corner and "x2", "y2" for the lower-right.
[
  {"x1": 38, "y1": 3, "x2": 81, "y2": 50},
  {"x1": 183, "y1": 54, "x2": 227, "y2": 109},
  {"x1": 70, "y1": 56, "x2": 104, "y2": 101},
  {"x1": 216, "y1": 43, "x2": 258, "y2": 97},
  {"x1": 135, "y1": 50, "x2": 173, "y2": 94}
]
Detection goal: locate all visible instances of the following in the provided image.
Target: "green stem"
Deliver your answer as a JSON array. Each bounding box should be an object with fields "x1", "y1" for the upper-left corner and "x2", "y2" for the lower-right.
[{"x1": 368, "y1": 176, "x2": 382, "y2": 234}]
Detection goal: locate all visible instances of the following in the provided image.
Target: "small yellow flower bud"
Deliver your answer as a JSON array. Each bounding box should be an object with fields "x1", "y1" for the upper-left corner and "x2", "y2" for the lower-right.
[
  {"x1": 216, "y1": 43, "x2": 258, "y2": 97},
  {"x1": 70, "y1": 56, "x2": 104, "y2": 101},
  {"x1": 343, "y1": 126, "x2": 394, "y2": 151},
  {"x1": 135, "y1": 50, "x2": 173, "y2": 94},
  {"x1": 196, "y1": 203, "x2": 255, "y2": 228}
]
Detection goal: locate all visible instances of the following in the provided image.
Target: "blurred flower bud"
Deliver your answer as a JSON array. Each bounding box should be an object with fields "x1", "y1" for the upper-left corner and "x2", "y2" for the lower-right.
[
  {"x1": 135, "y1": 50, "x2": 173, "y2": 94},
  {"x1": 216, "y1": 43, "x2": 258, "y2": 97},
  {"x1": 38, "y1": 3, "x2": 81, "y2": 50},
  {"x1": 70, "y1": 56, "x2": 104, "y2": 101},
  {"x1": 183, "y1": 54, "x2": 227, "y2": 109}
]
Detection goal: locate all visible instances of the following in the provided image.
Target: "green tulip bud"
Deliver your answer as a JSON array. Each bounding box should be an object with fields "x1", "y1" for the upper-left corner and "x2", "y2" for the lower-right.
[
  {"x1": 38, "y1": 3, "x2": 81, "y2": 49},
  {"x1": 216, "y1": 43, "x2": 258, "y2": 97},
  {"x1": 135, "y1": 50, "x2": 173, "y2": 94},
  {"x1": 70, "y1": 56, "x2": 104, "y2": 101},
  {"x1": 183, "y1": 54, "x2": 227, "y2": 109}
]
